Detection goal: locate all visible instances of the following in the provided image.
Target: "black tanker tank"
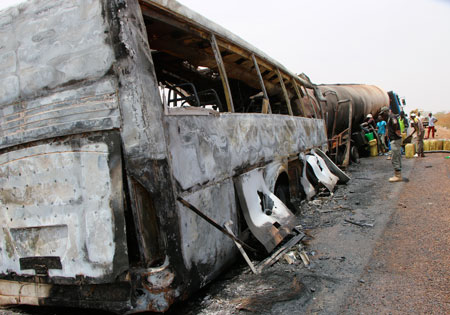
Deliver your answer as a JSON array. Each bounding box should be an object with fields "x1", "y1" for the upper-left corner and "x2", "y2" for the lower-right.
[{"x1": 317, "y1": 84, "x2": 389, "y2": 138}]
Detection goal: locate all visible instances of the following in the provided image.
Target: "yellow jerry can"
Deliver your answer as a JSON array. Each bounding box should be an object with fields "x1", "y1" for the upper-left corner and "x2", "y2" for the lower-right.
[
  {"x1": 423, "y1": 139, "x2": 430, "y2": 152},
  {"x1": 444, "y1": 139, "x2": 450, "y2": 151},
  {"x1": 369, "y1": 139, "x2": 378, "y2": 157},
  {"x1": 405, "y1": 143, "x2": 415, "y2": 158},
  {"x1": 429, "y1": 140, "x2": 437, "y2": 151}
]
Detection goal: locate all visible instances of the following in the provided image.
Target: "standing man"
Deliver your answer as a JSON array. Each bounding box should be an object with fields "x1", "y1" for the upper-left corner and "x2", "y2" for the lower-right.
[
  {"x1": 410, "y1": 113, "x2": 425, "y2": 157},
  {"x1": 380, "y1": 106, "x2": 402, "y2": 182},
  {"x1": 426, "y1": 112, "x2": 438, "y2": 139},
  {"x1": 398, "y1": 111, "x2": 408, "y2": 155},
  {"x1": 399, "y1": 111, "x2": 409, "y2": 134},
  {"x1": 376, "y1": 116, "x2": 387, "y2": 153}
]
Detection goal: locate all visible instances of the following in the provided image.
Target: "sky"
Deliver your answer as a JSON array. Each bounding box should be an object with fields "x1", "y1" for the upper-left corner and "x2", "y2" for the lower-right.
[
  {"x1": 1, "y1": 0, "x2": 449, "y2": 113},
  {"x1": 175, "y1": 0, "x2": 450, "y2": 113}
]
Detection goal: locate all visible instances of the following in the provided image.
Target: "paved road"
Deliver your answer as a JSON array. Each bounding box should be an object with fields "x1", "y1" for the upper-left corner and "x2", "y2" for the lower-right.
[{"x1": 342, "y1": 153, "x2": 450, "y2": 314}]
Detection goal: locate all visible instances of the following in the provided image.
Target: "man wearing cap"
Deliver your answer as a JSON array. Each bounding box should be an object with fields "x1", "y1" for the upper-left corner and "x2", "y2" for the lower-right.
[
  {"x1": 379, "y1": 106, "x2": 403, "y2": 182},
  {"x1": 364, "y1": 113, "x2": 382, "y2": 153},
  {"x1": 410, "y1": 112, "x2": 425, "y2": 157}
]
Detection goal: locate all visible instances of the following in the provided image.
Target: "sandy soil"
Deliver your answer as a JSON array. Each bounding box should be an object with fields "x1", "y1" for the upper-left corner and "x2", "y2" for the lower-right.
[{"x1": 433, "y1": 126, "x2": 450, "y2": 139}]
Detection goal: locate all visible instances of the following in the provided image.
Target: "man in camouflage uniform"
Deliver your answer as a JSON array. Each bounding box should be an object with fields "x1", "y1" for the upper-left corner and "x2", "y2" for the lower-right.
[{"x1": 380, "y1": 106, "x2": 402, "y2": 182}]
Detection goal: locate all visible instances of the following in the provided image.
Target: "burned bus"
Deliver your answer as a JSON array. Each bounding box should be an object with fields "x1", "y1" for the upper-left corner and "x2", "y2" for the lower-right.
[{"x1": 0, "y1": 0, "x2": 385, "y2": 313}]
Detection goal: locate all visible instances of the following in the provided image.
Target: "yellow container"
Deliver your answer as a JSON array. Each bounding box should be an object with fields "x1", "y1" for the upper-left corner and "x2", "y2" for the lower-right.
[
  {"x1": 435, "y1": 140, "x2": 444, "y2": 150},
  {"x1": 369, "y1": 139, "x2": 378, "y2": 157},
  {"x1": 401, "y1": 133, "x2": 406, "y2": 144},
  {"x1": 405, "y1": 143, "x2": 415, "y2": 158},
  {"x1": 429, "y1": 140, "x2": 437, "y2": 151},
  {"x1": 423, "y1": 139, "x2": 430, "y2": 152},
  {"x1": 444, "y1": 140, "x2": 450, "y2": 151}
]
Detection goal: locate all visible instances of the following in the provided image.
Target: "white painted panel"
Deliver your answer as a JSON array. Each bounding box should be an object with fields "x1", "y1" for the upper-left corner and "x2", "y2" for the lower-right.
[{"x1": 0, "y1": 141, "x2": 115, "y2": 278}]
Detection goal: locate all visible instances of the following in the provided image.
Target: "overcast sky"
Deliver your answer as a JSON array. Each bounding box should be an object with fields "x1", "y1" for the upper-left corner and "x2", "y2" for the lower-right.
[
  {"x1": 176, "y1": 0, "x2": 450, "y2": 113},
  {"x1": 1, "y1": 0, "x2": 449, "y2": 113}
]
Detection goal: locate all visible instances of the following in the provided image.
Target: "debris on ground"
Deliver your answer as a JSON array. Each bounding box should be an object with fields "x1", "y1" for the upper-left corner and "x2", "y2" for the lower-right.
[
  {"x1": 256, "y1": 232, "x2": 305, "y2": 272},
  {"x1": 299, "y1": 250, "x2": 311, "y2": 267},
  {"x1": 344, "y1": 218, "x2": 374, "y2": 228},
  {"x1": 232, "y1": 272, "x2": 308, "y2": 313}
]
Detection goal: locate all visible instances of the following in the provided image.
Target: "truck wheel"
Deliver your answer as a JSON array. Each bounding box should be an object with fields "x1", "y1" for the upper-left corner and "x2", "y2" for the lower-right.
[{"x1": 351, "y1": 146, "x2": 360, "y2": 163}]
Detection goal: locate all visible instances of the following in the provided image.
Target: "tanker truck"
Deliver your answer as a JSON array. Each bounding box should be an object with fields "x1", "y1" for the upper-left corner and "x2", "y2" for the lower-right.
[{"x1": 315, "y1": 84, "x2": 390, "y2": 165}]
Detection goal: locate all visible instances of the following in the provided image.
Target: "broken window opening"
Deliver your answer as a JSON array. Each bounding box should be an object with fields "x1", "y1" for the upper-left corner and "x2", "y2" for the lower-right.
[{"x1": 144, "y1": 15, "x2": 302, "y2": 115}]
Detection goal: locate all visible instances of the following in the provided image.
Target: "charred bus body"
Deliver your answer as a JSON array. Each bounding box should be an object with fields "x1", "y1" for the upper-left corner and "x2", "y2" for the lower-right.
[{"x1": 1, "y1": 0, "x2": 387, "y2": 313}]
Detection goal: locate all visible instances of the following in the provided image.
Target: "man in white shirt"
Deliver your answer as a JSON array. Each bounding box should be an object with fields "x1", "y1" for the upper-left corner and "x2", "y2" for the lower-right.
[{"x1": 426, "y1": 113, "x2": 438, "y2": 139}]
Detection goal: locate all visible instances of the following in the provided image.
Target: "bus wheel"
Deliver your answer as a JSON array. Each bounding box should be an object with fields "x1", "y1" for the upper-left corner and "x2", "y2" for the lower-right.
[
  {"x1": 274, "y1": 173, "x2": 293, "y2": 210},
  {"x1": 275, "y1": 184, "x2": 289, "y2": 205}
]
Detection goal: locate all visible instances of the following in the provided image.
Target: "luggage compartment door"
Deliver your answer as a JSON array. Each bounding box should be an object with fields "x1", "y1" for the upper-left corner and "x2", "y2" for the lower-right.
[{"x1": 0, "y1": 132, "x2": 128, "y2": 282}]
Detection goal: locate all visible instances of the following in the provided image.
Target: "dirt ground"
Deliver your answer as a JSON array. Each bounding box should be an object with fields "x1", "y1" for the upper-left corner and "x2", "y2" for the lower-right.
[
  {"x1": 1, "y1": 153, "x2": 449, "y2": 315},
  {"x1": 433, "y1": 126, "x2": 450, "y2": 139}
]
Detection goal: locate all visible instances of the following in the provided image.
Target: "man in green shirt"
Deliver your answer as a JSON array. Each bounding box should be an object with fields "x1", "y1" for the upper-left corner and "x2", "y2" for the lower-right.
[{"x1": 399, "y1": 111, "x2": 408, "y2": 134}]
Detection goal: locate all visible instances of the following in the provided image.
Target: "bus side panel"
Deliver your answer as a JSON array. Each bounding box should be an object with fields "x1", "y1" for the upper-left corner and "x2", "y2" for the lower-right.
[
  {"x1": 177, "y1": 179, "x2": 238, "y2": 286},
  {"x1": 166, "y1": 114, "x2": 328, "y2": 191}
]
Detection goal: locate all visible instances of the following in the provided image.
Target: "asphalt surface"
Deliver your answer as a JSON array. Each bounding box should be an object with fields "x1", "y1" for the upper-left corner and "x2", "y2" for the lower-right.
[{"x1": 342, "y1": 153, "x2": 450, "y2": 314}]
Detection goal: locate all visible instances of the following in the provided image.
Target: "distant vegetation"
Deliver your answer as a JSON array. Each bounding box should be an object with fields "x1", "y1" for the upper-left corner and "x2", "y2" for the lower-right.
[{"x1": 435, "y1": 112, "x2": 450, "y2": 129}]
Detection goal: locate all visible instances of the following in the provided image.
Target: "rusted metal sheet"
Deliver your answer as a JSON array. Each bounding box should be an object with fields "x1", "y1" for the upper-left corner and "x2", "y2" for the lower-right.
[
  {"x1": 0, "y1": 278, "x2": 133, "y2": 312},
  {"x1": 130, "y1": 257, "x2": 178, "y2": 313},
  {"x1": 251, "y1": 54, "x2": 271, "y2": 113},
  {"x1": 276, "y1": 68, "x2": 294, "y2": 116},
  {"x1": 210, "y1": 34, "x2": 234, "y2": 112}
]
